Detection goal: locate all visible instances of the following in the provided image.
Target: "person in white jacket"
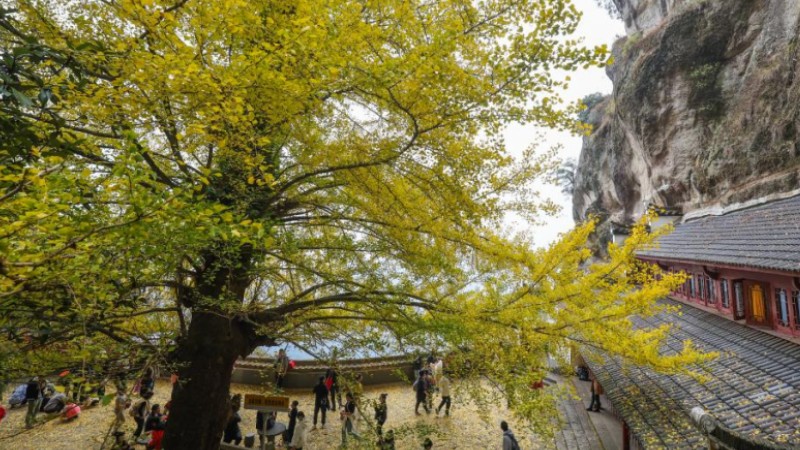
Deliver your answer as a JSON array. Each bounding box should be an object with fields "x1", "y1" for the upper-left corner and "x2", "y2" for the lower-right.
[
  {"x1": 435, "y1": 374, "x2": 451, "y2": 416},
  {"x1": 289, "y1": 411, "x2": 307, "y2": 450}
]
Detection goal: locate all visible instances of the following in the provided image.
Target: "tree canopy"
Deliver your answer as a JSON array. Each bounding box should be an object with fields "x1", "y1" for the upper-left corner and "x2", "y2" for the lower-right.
[{"x1": 1, "y1": 1, "x2": 711, "y2": 448}]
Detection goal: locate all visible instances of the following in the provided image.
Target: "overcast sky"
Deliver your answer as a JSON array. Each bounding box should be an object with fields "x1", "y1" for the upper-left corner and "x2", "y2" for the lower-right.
[{"x1": 504, "y1": 0, "x2": 624, "y2": 248}]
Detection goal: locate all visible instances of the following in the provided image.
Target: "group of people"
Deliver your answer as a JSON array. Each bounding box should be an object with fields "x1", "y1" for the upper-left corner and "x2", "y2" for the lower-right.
[
  {"x1": 413, "y1": 356, "x2": 451, "y2": 417},
  {"x1": 112, "y1": 368, "x2": 168, "y2": 450},
  {"x1": 7, "y1": 373, "x2": 103, "y2": 429},
  {"x1": 223, "y1": 396, "x2": 309, "y2": 449}
]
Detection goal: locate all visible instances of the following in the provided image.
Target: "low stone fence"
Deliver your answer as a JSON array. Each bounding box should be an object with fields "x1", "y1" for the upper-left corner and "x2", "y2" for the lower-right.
[{"x1": 231, "y1": 355, "x2": 415, "y2": 388}]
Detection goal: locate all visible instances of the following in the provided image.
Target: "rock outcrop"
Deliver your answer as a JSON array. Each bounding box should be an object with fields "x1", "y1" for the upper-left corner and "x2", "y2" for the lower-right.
[{"x1": 573, "y1": 0, "x2": 800, "y2": 243}]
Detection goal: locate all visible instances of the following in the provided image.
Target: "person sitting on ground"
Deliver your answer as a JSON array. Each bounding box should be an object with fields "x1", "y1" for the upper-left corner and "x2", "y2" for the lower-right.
[
  {"x1": 144, "y1": 404, "x2": 163, "y2": 434},
  {"x1": 63, "y1": 402, "x2": 81, "y2": 421},
  {"x1": 147, "y1": 411, "x2": 167, "y2": 450},
  {"x1": 289, "y1": 411, "x2": 307, "y2": 450},
  {"x1": 422, "y1": 437, "x2": 433, "y2": 449},
  {"x1": 43, "y1": 392, "x2": 67, "y2": 414}
]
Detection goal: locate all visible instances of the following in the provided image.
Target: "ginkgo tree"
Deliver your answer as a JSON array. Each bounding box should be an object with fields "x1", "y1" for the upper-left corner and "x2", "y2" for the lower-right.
[{"x1": 1, "y1": 0, "x2": 711, "y2": 448}]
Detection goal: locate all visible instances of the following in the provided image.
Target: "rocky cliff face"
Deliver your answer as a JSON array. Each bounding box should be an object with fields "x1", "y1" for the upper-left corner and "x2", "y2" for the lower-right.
[{"x1": 573, "y1": 0, "x2": 800, "y2": 241}]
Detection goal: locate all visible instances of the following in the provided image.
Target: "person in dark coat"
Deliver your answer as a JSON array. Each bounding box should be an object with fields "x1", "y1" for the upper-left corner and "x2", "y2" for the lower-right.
[
  {"x1": 312, "y1": 376, "x2": 328, "y2": 429},
  {"x1": 413, "y1": 372, "x2": 429, "y2": 415},
  {"x1": 223, "y1": 404, "x2": 243, "y2": 445},
  {"x1": 140, "y1": 368, "x2": 155, "y2": 396},
  {"x1": 24, "y1": 376, "x2": 45, "y2": 428},
  {"x1": 325, "y1": 368, "x2": 340, "y2": 411},
  {"x1": 374, "y1": 393, "x2": 388, "y2": 436},
  {"x1": 587, "y1": 377, "x2": 603, "y2": 412},
  {"x1": 285, "y1": 400, "x2": 299, "y2": 443}
]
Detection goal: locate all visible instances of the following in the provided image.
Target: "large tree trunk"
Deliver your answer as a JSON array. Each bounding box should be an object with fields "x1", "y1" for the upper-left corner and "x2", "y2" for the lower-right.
[{"x1": 163, "y1": 312, "x2": 254, "y2": 450}]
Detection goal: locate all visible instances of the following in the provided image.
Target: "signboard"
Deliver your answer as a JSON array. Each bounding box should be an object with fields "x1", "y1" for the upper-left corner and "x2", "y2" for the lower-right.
[{"x1": 243, "y1": 394, "x2": 290, "y2": 412}]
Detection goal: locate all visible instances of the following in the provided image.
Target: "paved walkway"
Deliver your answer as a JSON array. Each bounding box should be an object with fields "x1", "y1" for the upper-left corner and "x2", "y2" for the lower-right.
[{"x1": 554, "y1": 373, "x2": 624, "y2": 450}]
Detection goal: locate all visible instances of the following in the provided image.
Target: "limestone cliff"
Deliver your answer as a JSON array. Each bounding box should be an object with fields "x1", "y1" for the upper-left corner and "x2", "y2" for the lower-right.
[{"x1": 573, "y1": 0, "x2": 800, "y2": 242}]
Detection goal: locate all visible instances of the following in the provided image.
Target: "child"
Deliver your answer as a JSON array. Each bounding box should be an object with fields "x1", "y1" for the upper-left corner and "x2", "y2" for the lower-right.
[
  {"x1": 285, "y1": 400, "x2": 299, "y2": 443},
  {"x1": 289, "y1": 411, "x2": 307, "y2": 450}
]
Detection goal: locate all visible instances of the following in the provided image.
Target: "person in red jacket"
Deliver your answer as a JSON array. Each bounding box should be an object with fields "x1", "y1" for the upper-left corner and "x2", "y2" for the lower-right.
[{"x1": 0, "y1": 404, "x2": 7, "y2": 425}]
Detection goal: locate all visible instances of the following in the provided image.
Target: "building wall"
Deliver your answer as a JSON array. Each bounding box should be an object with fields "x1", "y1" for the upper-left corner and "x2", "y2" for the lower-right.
[{"x1": 648, "y1": 259, "x2": 800, "y2": 338}]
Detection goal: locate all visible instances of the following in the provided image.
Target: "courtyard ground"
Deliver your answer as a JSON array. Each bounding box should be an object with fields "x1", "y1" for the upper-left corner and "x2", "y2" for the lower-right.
[{"x1": 0, "y1": 380, "x2": 554, "y2": 450}]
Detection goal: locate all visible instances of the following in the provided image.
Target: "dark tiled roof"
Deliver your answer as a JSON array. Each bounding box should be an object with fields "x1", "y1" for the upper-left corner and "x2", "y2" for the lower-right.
[
  {"x1": 637, "y1": 195, "x2": 800, "y2": 272},
  {"x1": 586, "y1": 299, "x2": 800, "y2": 449}
]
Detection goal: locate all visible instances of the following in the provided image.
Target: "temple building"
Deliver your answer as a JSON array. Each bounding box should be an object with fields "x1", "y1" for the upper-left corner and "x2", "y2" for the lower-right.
[{"x1": 584, "y1": 195, "x2": 800, "y2": 449}]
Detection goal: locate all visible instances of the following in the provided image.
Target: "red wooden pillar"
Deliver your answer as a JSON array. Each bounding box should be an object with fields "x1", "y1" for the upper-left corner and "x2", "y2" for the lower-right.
[{"x1": 622, "y1": 421, "x2": 631, "y2": 450}]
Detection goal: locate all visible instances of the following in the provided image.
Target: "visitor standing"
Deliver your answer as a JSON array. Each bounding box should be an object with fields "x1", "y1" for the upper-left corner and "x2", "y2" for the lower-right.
[
  {"x1": 289, "y1": 411, "x2": 307, "y2": 450},
  {"x1": 223, "y1": 402, "x2": 243, "y2": 445},
  {"x1": 352, "y1": 373, "x2": 364, "y2": 401},
  {"x1": 424, "y1": 371, "x2": 435, "y2": 412},
  {"x1": 413, "y1": 355, "x2": 423, "y2": 379},
  {"x1": 312, "y1": 376, "x2": 328, "y2": 430},
  {"x1": 286, "y1": 400, "x2": 299, "y2": 443},
  {"x1": 587, "y1": 376, "x2": 603, "y2": 412},
  {"x1": 274, "y1": 349, "x2": 289, "y2": 390},
  {"x1": 140, "y1": 368, "x2": 155, "y2": 395},
  {"x1": 436, "y1": 374, "x2": 451, "y2": 416},
  {"x1": 131, "y1": 390, "x2": 153, "y2": 444},
  {"x1": 257, "y1": 411, "x2": 276, "y2": 448},
  {"x1": 374, "y1": 393, "x2": 388, "y2": 436},
  {"x1": 24, "y1": 376, "x2": 45, "y2": 428},
  {"x1": 413, "y1": 372, "x2": 429, "y2": 415},
  {"x1": 501, "y1": 421, "x2": 521, "y2": 450},
  {"x1": 341, "y1": 392, "x2": 360, "y2": 445},
  {"x1": 433, "y1": 358, "x2": 444, "y2": 385},
  {"x1": 325, "y1": 368, "x2": 340, "y2": 411},
  {"x1": 114, "y1": 384, "x2": 129, "y2": 431}
]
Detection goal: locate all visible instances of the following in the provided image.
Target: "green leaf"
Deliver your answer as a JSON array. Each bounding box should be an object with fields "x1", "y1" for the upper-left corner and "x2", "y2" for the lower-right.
[{"x1": 11, "y1": 88, "x2": 34, "y2": 107}]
